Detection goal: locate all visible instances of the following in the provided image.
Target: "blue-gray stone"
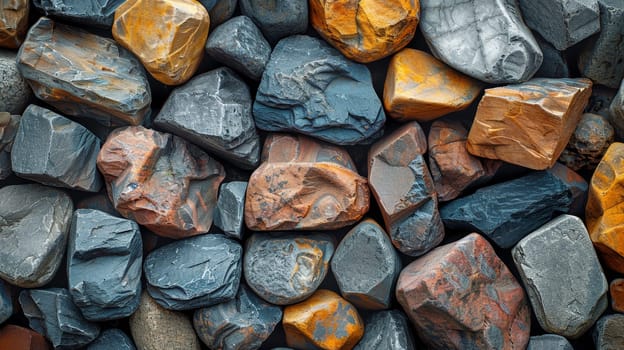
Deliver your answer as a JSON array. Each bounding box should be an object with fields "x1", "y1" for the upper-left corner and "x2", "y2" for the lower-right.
[
  {"x1": 213, "y1": 181, "x2": 247, "y2": 240},
  {"x1": 32, "y1": 0, "x2": 125, "y2": 28},
  {"x1": 593, "y1": 314, "x2": 624, "y2": 349},
  {"x1": 527, "y1": 334, "x2": 574, "y2": 350},
  {"x1": 239, "y1": 0, "x2": 307, "y2": 43},
  {"x1": 87, "y1": 329, "x2": 136, "y2": 350},
  {"x1": 0, "y1": 279, "x2": 12, "y2": 324},
  {"x1": 0, "y1": 50, "x2": 32, "y2": 115},
  {"x1": 610, "y1": 78, "x2": 624, "y2": 138},
  {"x1": 354, "y1": 310, "x2": 416, "y2": 350},
  {"x1": 0, "y1": 112, "x2": 20, "y2": 181},
  {"x1": 535, "y1": 35, "x2": 570, "y2": 78},
  {"x1": 199, "y1": 0, "x2": 237, "y2": 28},
  {"x1": 253, "y1": 35, "x2": 385, "y2": 146}
]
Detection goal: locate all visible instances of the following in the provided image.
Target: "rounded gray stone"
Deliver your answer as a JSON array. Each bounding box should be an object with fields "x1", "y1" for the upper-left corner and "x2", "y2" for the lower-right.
[
  {"x1": 527, "y1": 334, "x2": 574, "y2": 350},
  {"x1": 593, "y1": 314, "x2": 624, "y2": 349},
  {"x1": 0, "y1": 112, "x2": 20, "y2": 180},
  {"x1": 199, "y1": 0, "x2": 238, "y2": 28},
  {"x1": 354, "y1": 310, "x2": 416, "y2": 350},
  {"x1": 0, "y1": 50, "x2": 31, "y2": 115},
  {"x1": 87, "y1": 329, "x2": 136, "y2": 350},
  {"x1": 213, "y1": 181, "x2": 247, "y2": 239},
  {"x1": 239, "y1": 0, "x2": 307, "y2": 43},
  {"x1": 0, "y1": 279, "x2": 12, "y2": 324},
  {"x1": 32, "y1": 0, "x2": 125, "y2": 27}
]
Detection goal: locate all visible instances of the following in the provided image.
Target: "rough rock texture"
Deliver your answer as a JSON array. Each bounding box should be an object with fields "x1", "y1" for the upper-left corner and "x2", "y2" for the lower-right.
[
  {"x1": 11, "y1": 105, "x2": 102, "y2": 192},
  {"x1": 213, "y1": 181, "x2": 247, "y2": 239},
  {"x1": 19, "y1": 288, "x2": 100, "y2": 349},
  {"x1": 610, "y1": 79, "x2": 624, "y2": 138},
  {"x1": 154, "y1": 67, "x2": 260, "y2": 169},
  {"x1": 0, "y1": 112, "x2": 20, "y2": 180},
  {"x1": 593, "y1": 314, "x2": 624, "y2": 349},
  {"x1": 239, "y1": 0, "x2": 307, "y2": 43},
  {"x1": 97, "y1": 126, "x2": 225, "y2": 239},
  {"x1": 0, "y1": 0, "x2": 28, "y2": 48},
  {"x1": 353, "y1": 310, "x2": 415, "y2": 350},
  {"x1": 396, "y1": 233, "x2": 531, "y2": 350},
  {"x1": 535, "y1": 35, "x2": 571, "y2": 78},
  {"x1": 0, "y1": 325, "x2": 50, "y2": 350},
  {"x1": 527, "y1": 334, "x2": 574, "y2": 350},
  {"x1": 283, "y1": 289, "x2": 364, "y2": 350},
  {"x1": 76, "y1": 194, "x2": 120, "y2": 217},
  {"x1": 245, "y1": 232, "x2": 334, "y2": 305},
  {"x1": 610, "y1": 278, "x2": 624, "y2": 312},
  {"x1": 368, "y1": 121, "x2": 444, "y2": 256},
  {"x1": 201, "y1": 0, "x2": 237, "y2": 28},
  {"x1": 245, "y1": 134, "x2": 369, "y2": 231},
  {"x1": 0, "y1": 184, "x2": 73, "y2": 287},
  {"x1": 253, "y1": 35, "x2": 385, "y2": 146},
  {"x1": 310, "y1": 0, "x2": 419, "y2": 63},
  {"x1": 0, "y1": 279, "x2": 11, "y2": 323},
  {"x1": 17, "y1": 17, "x2": 151, "y2": 126},
  {"x1": 467, "y1": 78, "x2": 593, "y2": 170},
  {"x1": 0, "y1": 50, "x2": 31, "y2": 114},
  {"x1": 87, "y1": 329, "x2": 136, "y2": 350},
  {"x1": 193, "y1": 285, "x2": 282, "y2": 350},
  {"x1": 559, "y1": 113, "x2": 615, "y2": 170},
  {"x1": 33, "y1": 0, "x2": 124, "y2": 27}
]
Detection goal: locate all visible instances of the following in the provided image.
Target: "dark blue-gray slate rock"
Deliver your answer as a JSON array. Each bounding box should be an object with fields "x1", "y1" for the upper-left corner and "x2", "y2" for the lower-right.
[
  {"x1": 213, "y1": 181, "x2": 247, "y2": 240},
  {"x1": 593, "y1": 314, "x2": 624, "y2": 349},
  {"x1": 0, "y1": 50, "x2": 32, "y2": 115},
  {"x1": 87, "y1": 329, "x2": 136, "y2": 350},
  {"x1": 68, "y1": 209, "x2": 142, "y2": 321},
  {"x1": 253, "y1": 35, "x2": 386, "y2": 146},
  {"x1": 610, "y1": 78, "x2": 624, "y2": 138},
  {"x1": 527, "y1": 334, "x2": 574, "y2": 350},
  {"x1": 11, "y1": 105, "x2": 103, "y2": 192},
  {"x1": 19, "y1": 288, "x2": 100, "y2": 349},
  {"x1": 32, "y1": 0, "x2": 125, "y2": 28},
  {"x1": 354, "y1": 310, "x2": 416, "y2": 350},
  {"x1": 0, "y1": 279, "x2": 12, "y2": 324},
  {"x1": 239, "y1": 0, "x2": 307, "y2": 43},
  {"x1": 535, "y1": 35, "x2": 571, "y2": 78},
  {"x1": 154, "y1": 67, "x2": 261, "y2": 169},
  {"x1": 0, "y1": 112, "x2": 20, "y2": 180},
  {"x1": 193, "y1": 285, "x2": 282, "y2": 350},
  {"x1": 144, "y1": 234, "x2": 242, "y2": 310},
  {"x1": 200, "y1": 0, "x2": 238, "y2": 28}
]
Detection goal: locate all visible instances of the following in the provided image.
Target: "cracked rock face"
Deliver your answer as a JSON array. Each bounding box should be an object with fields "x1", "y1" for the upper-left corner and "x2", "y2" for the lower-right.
[
  {"x1": 354, "y1": 310, "x2": 416, "y2": 350},
  {"x1": 32, "y1": 0, "x2": 124, "y2": 28}
]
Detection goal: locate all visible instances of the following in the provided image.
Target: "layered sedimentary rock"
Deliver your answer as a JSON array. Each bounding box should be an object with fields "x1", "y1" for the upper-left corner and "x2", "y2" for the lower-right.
[
  {"x1": 559, "y1": 113, "x2": 615, "y2": 170},
  {"x1": 0, "y1": 0, "x2": 29, "y2": 48},
  {"x1": 33, "y1": 0, "x2": 124, "y2": 27},
  {"x1": 239, "y1": 0, "x2": 308, "y2": 43}
]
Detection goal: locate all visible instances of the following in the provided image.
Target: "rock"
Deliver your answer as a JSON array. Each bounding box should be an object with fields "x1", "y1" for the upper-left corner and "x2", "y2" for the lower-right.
[
  {"x1": 610, "y1": 79, "x2": 624, "y2": 137},
  {"x1": 32, "y1": 0, "x2": 124, "y2": 27},
  {"x1": 0, "y1": 325, "x2": 50, "y2": 350},
  {"x1": 0, "y1": 0, "x2": 28, "y2": 48},
  {"x1": 331, "y1": 219, "x2": 401, "y2": 310},
  {"x1": 87, "y1": 329, "x2": 136, "y2": 350},
  {"x1": 368, "y1": 121, "x2": 444, "y2": 256},
  {"x1": 11, "y1": 105, "x2": 103, "y2": 192},
  {"x1": 253, "y1": 35, "x2": 385, "y2": 146},
  {"x1": 130, "y1": 291, "x2": 201, "y2": 350},
  {"x1": 0, "y1": 184, "x2": 73, "y2": 287},
  {"x1": 239, "y1": 0, "x2": 307, "y2": 43},
  {"x1": 0, "y1": 279, "x2": 11, "y2": 323},
  {"x1": 200, "y1": 0, "x2": 237, "y2": 28},
  {"x1": 310, "y1": 0, "x2": 419, "y2": 63},
  {"x1": 213, "y1": 181, "x2": 247, "y2": 240},
  {"x1": 512, "y1": 215, "x2": 608, "y2": 338},
  {"x1": 467, "y1": 78, "x2": 593, "y2": 170},
  {"x1": 610, "y1": 278, "x2": 624, "y2": 312},
  {"x1": 76, "y1": 194, "x2": 120, "y2": 217},
  {"x1": 589, "y1": 85, "x2": 618, "y2": 118},
  {"x1": 548, "y1": 162, "x2": 589, "y2": 216},
  {"x1": 0, "y1": 112, "x2": 20, "y2": 180},
  {"x1": 205, "y1": 16, "x2": 271, "y2": 81},
  {"x1": 245, "y1": 134, "x2": 369, "y2": 231},
  {"x1": 193, "y1": 285, "x2": 282, "y2": 349},
  {"x1": 396, "y1": 233, "x2": 531, "y2": 350},
  {"x1": 527, "y1": 334, "x2": 574, "y2": 350},
  {"x1": 353, "y1": 310, "x2": 415, "y2": 350},
  {"x1": 97, "y1": 126, "x2": 225, "y2": 239},
  {"x1": 154, "y1": 67, "x2": 261, "y2": 169},
  {"x1": 593, "y1": 314, "x2": 624, "y2": 349},
  {"x1": 144, "y1": 234, "x2": 242, "y2": 310},
  {"x1": 19, "y1": 288, "x2": 100, "y2": 349},
  {"x1": 0, "y1": 50, "x2": 31, "y2": 114},
  {"x1": 112, "y1": 0, "x2": 210, "y2": 85},
  {"x1": 534, "y1": 35, "x2": 571, "y2": 78},
  {"x1": 419, "y1": 0, "x2": 542, "y2": 84},
  {"x1": 244, "y1": 232, "x2": 334, "y2": 305},
  {"x1": 559, "y1": 113, "x2": 615, "y2": 171},
  {"x1": 283, "y1": 289, "x2": 364, "y2": 350},
  {"x1": 578, "y1": 0, "x2": 624, "y2": 88}
]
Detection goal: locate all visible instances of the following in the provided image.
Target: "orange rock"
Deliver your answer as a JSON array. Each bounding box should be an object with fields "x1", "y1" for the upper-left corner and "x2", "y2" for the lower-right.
[
  {"x1": 112, "y1": 0, "x2": 210, "y2": 85},
  {"x1": 610, "y1": 278, "x2": 624, "y2": 313},
  {"x1": 310, "y1": 0, "x2": 419, "y2": 63},
  {"x1": 283, "y1": 289, "x2": 364, "y2": 350},
  {"x1": 467, "y1": 78, "x2": 592, "y2": 170},
  {"x1": 0, "y1": 0, "x2": 28, "y2": 48},
  {"x1": 0, "y1": 325, "x2": 49, "y2": 350},
  {"x1": 384, "y1": 49, "x2": 481, "y2": 121}
]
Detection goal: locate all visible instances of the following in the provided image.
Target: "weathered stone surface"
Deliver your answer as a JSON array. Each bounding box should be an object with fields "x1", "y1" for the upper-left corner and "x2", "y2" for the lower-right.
[
  {"x1": 0, "y1": 184, "x2": 73, "y2": 287},
  {"x1": 112, "y1": 0, "x2": 210, "y2": 85},
  {"x1": 513, "y1": 215, "x2": 608, "y2": 338},
  {"x1": 396, "y1": 233, "x2": 531, "y2": 350},
  {"x1": 33, "y1": 0, "x2": 124, "y2": 27},
  {"x1": 534, "y1": 35, "x2": 571, "y2": 78},
  {"x1": 0, "y1": 50, "x2": 31, "y2": 114},
  {"x1": 76, "y1": 194, "x2": 120, "y2": 217},
  {"x1": 11, "y1": 105, "x2": 102, "y2": 192},
  {"x1": 0, "y1": 325, "x2": 50, "y2": 350},
  {"x1": 419, "y1": 0, "x2": 542, "y2": 84},
  {"x1": 283, "y1": 289, "x2": 364, "y2": 350},
  {"x1": 239, "y1": 0, "x2": 307, "y2": 43},
  {"x1": 19, "y1": 288, "x2": 100, "y2": 349},
  {"x1": 610, "y1": 79, "x2": 624, "y2": 138},
  {"x1": 145, "y1": 234, "x2": 242, "y2": 310},
  {"x1": 593, "y1": 314, "x2": 624, "y2": 349},
  {"x1": 0, "y1": 112, "x2": 19, "y2": 180},
  {"x1": 130, "y1": 291, "x2": 201, "y2": 350},
  {"x1": 154, "y1": 67, "x2": 260, "y2": 169},
  {"x1": 200, "y1": 0, "x2": 237, "y2": 28},
  {"x1": 213, "y1": 181, "x2": 247, "y2": 240},
  {"x1": 205, "y1": 16, "x2": 271, "y2": 81},
  {"x1": 467, "y1": 78, "x2": 592, "y2": 170},
  {"x1": 17, "y1": 17, "x2": 151, "y2": 126},
  {"x1": 87, "y1": 329, "x2": 136, "y2": 350},
  {"x1": 527, "y1": 334, "x2": 574, "y2": 350},
  {"x1": 0, "y1": 0, "x2": 28, "y2": 48},
  {"x1": 0, "y1": 279, "x2": 11, "y2": 323},
  {"x1": 353, "y1": 310, "x2": 415, "y2": 350},
  {"x1": 610, "y1": 278, "x2": 624, "y2": 312},
  {"x1": 253, "y1": 35, "x2": 385, "y2": 146},
  {"x1": 559, "y1": 113, "x2": 615, "y2": 171},
  {"x1": 97, "y1": 126, "x2": 225, "y2": 239},
  {"x1": 193, "y1": 285, "x2": 282, "y2": 349},
  {"x1": 368, "y1": 121, "x2": 444, "y2": 256}
]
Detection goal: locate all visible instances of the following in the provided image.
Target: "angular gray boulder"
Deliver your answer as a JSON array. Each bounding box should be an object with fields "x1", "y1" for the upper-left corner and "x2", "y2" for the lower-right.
[
  {"x1": 354, "y1": 310, "x2": 416, "y2": 350},
  {"x1": 213, "y1": 181, "x2": 247, "y2": 240}
]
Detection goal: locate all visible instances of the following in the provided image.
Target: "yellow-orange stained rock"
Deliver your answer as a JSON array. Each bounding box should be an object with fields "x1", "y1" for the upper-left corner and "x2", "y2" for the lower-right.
[
  {"x1": 283, "y1": 289, "x2": 364, "y2": 350},
  {"x1": 467, "y1": 78, "x2": 592, "y2": 170},
  {"x1": 310, "y1": 0, "x2": 419, "y2": 63},
  {"x1": 0, "y1": 0, "x2": 28, "y2": 48},
  {"x1": 112, "y1": 0, "x2": 210, "y2": 85},
  {"x1": 384, "y1": 49, "x2": 481, "y2": 121},
  {"x1": 610, "y1": 278, "x2": 624, "y2": 313}
]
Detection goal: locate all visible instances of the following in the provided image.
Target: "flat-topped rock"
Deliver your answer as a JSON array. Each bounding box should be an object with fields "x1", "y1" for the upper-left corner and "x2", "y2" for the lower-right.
[
  {"x1": 0, "y1": 325, "x2": 50, "y2": 350},
  {"x1": 239, "y1": 0, "x2": 307, "y2": 43},
  {"x1": 213, "y1": 181, "x2": 247, "y2": 240},
  {"x1": 0, "y1": 0, "x2": 28, "y2": 48},
  {"x1": 354, "y1": 310, "x2": 415, "y2": 350},
  {"x1": 559, "y1": 113, "x2": 615, "y2": 170},
  {"x1": 33, "y1": 0, "x2": 124, "y2": 28},
  {"x1": 0, "y1": 112, "x2": 20, "y2": 180},
  {"x1": 0, "y1": 50, "x2": 31, "y2": 114},
  {"x1": 87, "y1": 329, "x2": 135, "y2": 350}
]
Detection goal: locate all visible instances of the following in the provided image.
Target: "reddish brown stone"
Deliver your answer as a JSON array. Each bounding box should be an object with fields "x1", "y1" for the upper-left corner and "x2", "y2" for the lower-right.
[
  {"x1": 0, "y1": 325, "x2": 49, "y2": 350},
  {"x1": 610, "y1": 278, "x2": 624, "y2": 313},
  {"x1": 396, "y1": 233, "x2": 531, "y2": 350},
  {"x1": 0, "y1": 0, "x2": 29, "y2": 49},
  {"x1": 97, "y1": 126, "x2": 225, "y2": 239}
]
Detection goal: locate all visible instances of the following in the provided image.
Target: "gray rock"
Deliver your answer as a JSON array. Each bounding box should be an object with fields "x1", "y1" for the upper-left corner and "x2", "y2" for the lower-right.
[
  {"x1": 535, "y1": 35, "x2": 571, "y2": 78},
  {"x1": 0, "y1": 112, "x2": 20, "y2": 180},
  {"x1": 213, "y1": 181, "x2": 247, "y2": 239},
  {"x1": 76, "y1": 194, "x2": 121, "y2": 217},
  {"x1": 199, "y1": 0, "x2": 238, "y2": 28},
  {"x1": 244, "y1": 232, "x2": 334, "y2": 305},
  {"x1": 206, "y1": 16, "x2": 271, "y2": 81},
  {"x1": 32, "y1": 0, "x2": 124, "y2": 28},
  {"x1": 87, "y1": 329, "x2": 136, "y2": 350},
  {"x1": 0, "y1": 184, "x2": 73, "y2": 287},
  {"x1": 354, "y1": 310, "x2": 416, "y2": 350},
  {"x1": 0, "y1": 279, "x2": 12, "y2": 324},
  {"x1": 559, "y1": 113, "x2": 614, "y2": 170},
  {"x1": 419, "y1": 0, "x2": 543, "y2": 83},
  {"x1": 512, "y1": 215, "x2": 608, "y2": 338},
  {"x1": 610, "y1": 78, "x2": 624, "y2": 137},
  {"x1": 19, "y1": 288, "x2": 100, "y2": 349},
  {"x1": 193, "y1": 285, "x2": 282, "y2": 350},
  {"x1": 254, "y1": 35, "x2": 385, "y2": 145},
  {"x1": 331, "y1": 219, "x2": 401, "y2": 310},
  {"x1": 154, "y1": 67, "x2": 260, "y2": 169},
  {"x1": 593, "y1": 314, "x2": 624, "y2": 349},
  {"x1": 11, "y1": 105, "x2": 103, "y2": 192},
  {"x1": 239, "y1": 0, "x2": 307, "y2": 43},
  {"x1": 0, "y1": 50, "x2": 31, "y2": 114},
  {"x1": 144, "y1": 234, "x2": 242, "y2": 310},
  {"x1": 527, "y1": 334, "x2": 574, "y2": 350},
  {"x1": 68, "y1": 209, "x2": 142, "y2": 321}
]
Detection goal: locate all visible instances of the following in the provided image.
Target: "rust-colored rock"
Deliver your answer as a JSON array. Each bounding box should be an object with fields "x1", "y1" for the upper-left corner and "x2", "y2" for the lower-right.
[
  {"x1": 428, "y1": 120, "x2": 501, "y2": 202},
  {"x1": 309, "y1": 0, "x2": 419, "y2": 63},
  {"x1": 245, "y1": 134, "x2": 369, "y2": 231},
  {"x1": 0, "y1": 325, "x2": 49, "y2": 350},
  {"x1": 467, "y1": 78, "x2": 593, "y2": 170},
  {"x1": 0, "y1": 0, "x2": 28, "y2": 48},
  {"x1": 384, "y1": 49, "x2": 481, "y2": 121},
  {"x1": 97, "y1": 126, "x2": 225, "y2": 239},
  {"x1": 283, "y1": 289, "x2": 364, "y2": 350},
  {"x1": 112, "y1": 0, "x2": 210, "y2": 85},
  {"x1": 610, "y1": 278, "x2": 624, "y2": 313},
  {"x1": 396, "y1": 233, "x2": 531, "y2": 350}
]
